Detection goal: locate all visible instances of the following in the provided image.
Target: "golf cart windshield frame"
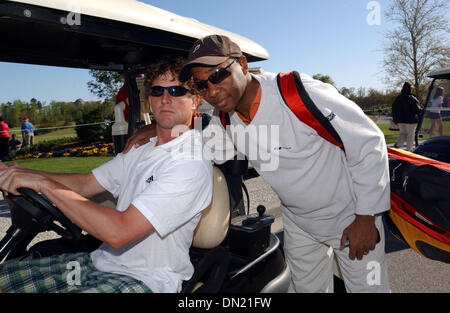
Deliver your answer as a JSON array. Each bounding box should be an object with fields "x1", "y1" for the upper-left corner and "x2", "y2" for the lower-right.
[
  {"x1": 0, "y1": 1, "x2": 267, "y2": 70},
  {"x1": 0, "y1": 1, "x2": 193, "y2": 71},
  {"x1": 0, "y1": 0, "x2": 268, "y2": 135},
  {"x1": 415, "y1": 67, "x2": 450, "y2": 146}
]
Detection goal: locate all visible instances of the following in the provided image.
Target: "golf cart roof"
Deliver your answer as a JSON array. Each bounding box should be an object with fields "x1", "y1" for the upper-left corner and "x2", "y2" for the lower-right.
[
  {"x1": 427, "y1": 67, "x2": 450, "y2": 80},
  {"x1": 0, "y1": 0, "x2": 269, "y2": 71}
]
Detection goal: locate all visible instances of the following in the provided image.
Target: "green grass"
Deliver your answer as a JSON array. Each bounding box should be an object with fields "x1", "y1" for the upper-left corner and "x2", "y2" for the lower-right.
[
  {"x1": 5, "y1": 127, "x2": 111, "y2": 173},
  {"x1": 416, "y1": 117, "x2": 450, "y2": 140},
  {"x1": 10, "y1": 127, "x2": 77, "y2": 144},
  {"x1": 5, "y1": 156, "x2": 113, "y2": 174},
  {"x1": 375, "y1": 117, "x2": 450, "y2": 145},
  {"x1": 369, "y1": 116, "x2": 399, "y2": 144},
  {"x1": 35, "y1": 127, "x2": 77, "y2": 144},
  {"x1": 376, "y1": 123, "x2": 399, "y2": 144}
]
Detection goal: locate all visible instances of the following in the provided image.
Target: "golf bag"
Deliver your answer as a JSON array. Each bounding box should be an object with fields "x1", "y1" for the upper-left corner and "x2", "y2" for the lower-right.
[{"x1": 387, "y1": 149, "x2": 450, "y2": 263}]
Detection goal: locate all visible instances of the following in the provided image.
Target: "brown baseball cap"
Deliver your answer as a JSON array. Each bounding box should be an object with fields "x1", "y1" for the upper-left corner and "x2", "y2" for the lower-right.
[{"x1": 179, "y1": 34, "x2": 243, "y2": 82}]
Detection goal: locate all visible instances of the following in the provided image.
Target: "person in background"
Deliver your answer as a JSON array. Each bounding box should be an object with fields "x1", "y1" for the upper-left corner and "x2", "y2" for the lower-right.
[
  {"x1": 0, "y1": 117, "x2": 10, "y2": 161},
  {"x1": 21, "y1": 117, "x2": 34, "y2": 147},
  {"x1": 391, "y1": 82, "x2": 421, "y2": 151},
  {"x1": 8, "y1": 133, "x2": 21, "y2": 159},
  {"x1": 429, "y1": 87, "x2": 444, "y2": 138}
]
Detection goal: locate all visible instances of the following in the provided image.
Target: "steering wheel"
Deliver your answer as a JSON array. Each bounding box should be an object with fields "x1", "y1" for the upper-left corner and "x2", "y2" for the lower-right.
[{"x1": 7, "y1": 188, "x2": 82, "y2": 241}]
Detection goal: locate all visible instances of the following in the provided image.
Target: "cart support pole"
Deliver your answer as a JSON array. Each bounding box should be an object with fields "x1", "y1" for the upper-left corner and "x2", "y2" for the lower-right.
[{"x1": 124, "y1": 70, "x2": 141, "y2": 138}]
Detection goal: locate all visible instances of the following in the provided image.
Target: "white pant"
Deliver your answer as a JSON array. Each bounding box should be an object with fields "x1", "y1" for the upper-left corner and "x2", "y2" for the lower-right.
[
  {"x1": 395, "y1": 123, "x2": 416, "y2": 151},
  {"x1": 22, "y1": 132, "x2": 34, "y2": 146},
  {"x1": 283, "y1": 213, "x2": 390, "y2": 293}
]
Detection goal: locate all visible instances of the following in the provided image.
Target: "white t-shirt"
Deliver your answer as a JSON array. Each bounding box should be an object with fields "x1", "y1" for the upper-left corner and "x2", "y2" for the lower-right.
[
  {"x1": 430, "y1": 96, "x2": 443, "y2": 113},
  {"x1": 202, "y1": 72, "x2": 390, "y2": 237},
  {"x1": 90, "y1": 130, "x2": 213, "y2": 293}
]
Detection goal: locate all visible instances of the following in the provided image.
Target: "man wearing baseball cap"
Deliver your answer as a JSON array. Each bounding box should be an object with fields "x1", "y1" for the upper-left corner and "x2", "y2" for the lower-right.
[
  {"x1": 124, "y1": 34, "x2": 391, "y2": 293},
  {"x1": 178, "y1": 35, "x2": 244, "y2": 82},
  {"x1": 21, "y1": 116, "x2": 35, "y2": 147}
]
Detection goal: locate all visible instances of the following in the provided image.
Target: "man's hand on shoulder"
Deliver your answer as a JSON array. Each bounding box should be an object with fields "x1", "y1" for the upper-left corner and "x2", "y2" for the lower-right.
[{"x1": 123, "y1": 124, "x2": 156, "y2": 153}]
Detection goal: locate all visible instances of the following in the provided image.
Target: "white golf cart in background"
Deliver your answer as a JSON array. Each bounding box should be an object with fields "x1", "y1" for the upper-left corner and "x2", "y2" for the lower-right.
[{"x1": 413, "y1": 67, "x2": 450, "y2": 163}]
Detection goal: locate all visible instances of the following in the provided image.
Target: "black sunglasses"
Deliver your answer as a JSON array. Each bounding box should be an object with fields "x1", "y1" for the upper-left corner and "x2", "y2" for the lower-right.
[
  {"x1": 194, "y1": 58, "x2": 237, "y2": 93},
  {"x1": 149, "y1": 85, "x2": 191, "y2": 97}
]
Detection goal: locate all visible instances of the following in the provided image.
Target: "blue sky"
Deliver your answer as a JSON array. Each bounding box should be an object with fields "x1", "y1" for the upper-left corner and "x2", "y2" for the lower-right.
[{"x1": 0, "y1": 0, "x2": 396, "y2": 104}]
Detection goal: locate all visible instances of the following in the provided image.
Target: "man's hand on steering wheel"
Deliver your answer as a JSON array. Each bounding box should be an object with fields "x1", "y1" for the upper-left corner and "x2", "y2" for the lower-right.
[
  {"x1": 123, "y1": 123, "x2": 156, "y2": 153},
  {"x1": 0, "y1": 162, "x2": 82, "y2": 241},
  {"x1": 0, "y1": 162, "x2": 46, "y2": 196}
]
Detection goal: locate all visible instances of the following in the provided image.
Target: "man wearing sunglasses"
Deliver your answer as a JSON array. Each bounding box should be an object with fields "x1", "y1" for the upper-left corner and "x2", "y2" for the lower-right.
[
  {"x1": 124, "y1": 35, "x2": 390, "y2": 293},
  {"x1": 0, "y1": 56, "x2": 212, "y2": 293}
]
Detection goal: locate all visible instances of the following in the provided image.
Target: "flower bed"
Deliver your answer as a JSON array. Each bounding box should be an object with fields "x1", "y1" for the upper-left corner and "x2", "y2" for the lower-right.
[{"x1": 13, "y1": 142, "x2": 115, "y2": 160}]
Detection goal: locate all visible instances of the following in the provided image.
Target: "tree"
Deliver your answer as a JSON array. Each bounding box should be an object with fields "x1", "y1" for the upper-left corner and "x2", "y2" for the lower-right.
[
  {"x1": 339, "y1": 87, "x2": 357, "y2": 102},
  {"x1": 312, "y1": 74, "x2": 336, "y2": 87},
  {"x1": 87, "y1": 70, "x2": 124, "y2": 101},
  {"x1": 383, "y1": 0, "x2": 450, "y2": 102},
  {"x1": 75, "y1": 103, "x2": 113, "y2": 142}
]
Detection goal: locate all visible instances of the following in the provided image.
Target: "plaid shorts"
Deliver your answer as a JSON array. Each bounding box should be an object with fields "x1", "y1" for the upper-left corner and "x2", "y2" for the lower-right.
[{"x1": 0, "y1": 253, "x2": 152, "y2": 293}]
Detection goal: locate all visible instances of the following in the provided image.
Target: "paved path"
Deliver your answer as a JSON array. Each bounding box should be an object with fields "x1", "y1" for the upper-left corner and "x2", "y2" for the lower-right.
[{"x1": 244, "y1": 176, "x2": 449, "y2": 293}]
